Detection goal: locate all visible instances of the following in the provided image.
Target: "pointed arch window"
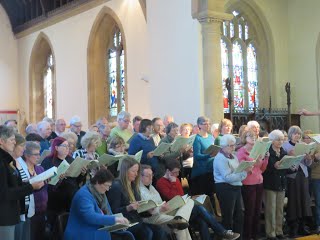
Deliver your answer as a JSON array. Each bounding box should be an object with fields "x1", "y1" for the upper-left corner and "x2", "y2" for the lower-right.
[
  {"x1": 221, "y1": 11, "x2": 258, "y2": 112},
  {"x1": 43, "y1": 54, "x2": 55, "y2": 118},
  {"x1": 107, "y1": 28, "x2": 126, "y2": 117}
]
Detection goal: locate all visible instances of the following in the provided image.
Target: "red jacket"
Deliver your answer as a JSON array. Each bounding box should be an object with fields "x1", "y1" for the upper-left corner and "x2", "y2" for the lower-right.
[{"x1": 156, "y1": 177, "x2": 184, "y2": 201}]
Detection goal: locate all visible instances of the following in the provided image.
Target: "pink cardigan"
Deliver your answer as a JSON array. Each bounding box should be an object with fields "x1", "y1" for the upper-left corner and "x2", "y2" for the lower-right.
[{"x1": 236, "y1": 146, "x2": 269, "y2": 185}]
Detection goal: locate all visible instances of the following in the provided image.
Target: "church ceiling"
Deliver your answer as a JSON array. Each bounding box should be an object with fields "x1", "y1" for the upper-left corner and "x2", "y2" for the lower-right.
[{"x1": 0, "y1": 0, "x2": 95, "y2": 34}]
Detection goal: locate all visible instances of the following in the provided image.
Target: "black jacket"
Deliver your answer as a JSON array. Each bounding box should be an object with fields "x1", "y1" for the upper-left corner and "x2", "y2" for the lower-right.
[
  {"x1": 263, "y1": 146, "x2": 295, "y2": 191},
  {"x1": 0, "y1": 148, "x2": 33, "y2": 226}
]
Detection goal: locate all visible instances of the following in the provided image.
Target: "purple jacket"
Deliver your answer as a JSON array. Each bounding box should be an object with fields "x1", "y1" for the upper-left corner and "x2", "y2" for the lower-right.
[{"x1": 34, "y1": 165, "x2": 48, "y2": 213}]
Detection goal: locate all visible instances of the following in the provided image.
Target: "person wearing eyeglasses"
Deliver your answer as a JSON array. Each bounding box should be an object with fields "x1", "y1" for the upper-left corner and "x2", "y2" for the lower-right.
[
  {"x1": 109, "y1": 111, "x2": 133, "y2": 149},
  {"x1": 263, "y1": 130, "x2": 296, "y2": 240},
  {"x1": 0, "y1": 126, "x2": 44, "y2": 240},
  {"x1": 236, "y1": 129, "x2": 269, "y2": 240},
  {"x1": 69, "y1": 116, "x2": 86, "y2": 149},
  {"x1": 282, "y1": 126, "x2": 313, "y2": 237},
  {"x1": 41, "y1": 137, "x2": 83, "y2": 232},
  {"x1": 65, "y1": 168, "x2": 134, "y2": 240},
  {"x1": 214, "y1": 134, "x2": 252, "y2": 240},
  {"x1": 24, "y1": 141, "x2": 48, "y2": 240},
  {"x1": 190, "y1": 116, "x2": 215, "y2": 199}
]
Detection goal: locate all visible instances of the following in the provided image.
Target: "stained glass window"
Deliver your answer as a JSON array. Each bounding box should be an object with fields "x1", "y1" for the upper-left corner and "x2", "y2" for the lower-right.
[
  {"x1": 108, "y1": 28, "x2": 125, "y2": 117},
  {"x1": 247, "y1": 43, "x2": 258, "y2": 109},
  {"x1": 221, "y1": 39, "x2": 230, "y2": 113},
  {"x1": 221, "y1": 13, "x2": 259, "y2": 112},
  {"x1": 230, "y1": 22, "x2": 234, "y2": 38},
  {"x1": 223, "y1": 22, "x2": 227, "y2": 36},
  {"x1": 239, "y1": 24, "x2": 242, "y2": 39},
  {"x1": 44, "y1": 54, "x2": 54, "y2": 118},
  {"x1": 245, "y1": 24, "x2": 249, "y2": 40},
  {"x1": 232, "y1": 41, "x2": 244, "y2": 111}
]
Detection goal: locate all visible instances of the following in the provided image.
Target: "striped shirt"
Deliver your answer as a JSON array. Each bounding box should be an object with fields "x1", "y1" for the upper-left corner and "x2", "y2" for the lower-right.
[{"x1": 18, "y1": 167, "x2": 30, "y2": 207}]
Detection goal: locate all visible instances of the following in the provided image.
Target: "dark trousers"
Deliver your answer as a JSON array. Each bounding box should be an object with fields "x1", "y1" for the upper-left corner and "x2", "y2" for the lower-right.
[
  {"x1": 242, "y1": 183, "x2": 263, "y2": 239},
  {"x1": 30, "y1": 212, "x2": 46, "y2": 240},
  {"x1": 128, "y1": 222, "x2": 168, "y2": 240},
  {"x1": 111, "y1": 231, "x2": 135, "y2": 240},
  {"x1": 190, "y1": 205, "x2": 226, "y2": 240},
  {"x1": 216, "y1": 183, "x2": 244, "y2": 240}
]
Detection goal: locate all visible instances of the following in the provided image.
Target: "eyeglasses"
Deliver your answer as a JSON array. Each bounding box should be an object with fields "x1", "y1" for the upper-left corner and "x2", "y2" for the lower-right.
[
  {"x1": 59, "y1": 144, "x2": 69, "y2": 148},
  {"x1": 227, "y1": 144, "x2": 236, "y2": 148},
  {"x1": 72, "y1": 124, "x2": 82, "y2": 128},
  {"x1": 102, "y1": 183, "x2": 112, "y2": 190},
  {"x1": 29, "y1": 153, "x2": 40, "y2": 156},
  {"x1": 122, "y1": 119, "x2": 131, "y2": 124},
  {"x1": 142, "y1": 174, "x2": 154, "y2": 178},
  {"x1": 170, "y1": 170, "x2": 180, "y2": 175}
]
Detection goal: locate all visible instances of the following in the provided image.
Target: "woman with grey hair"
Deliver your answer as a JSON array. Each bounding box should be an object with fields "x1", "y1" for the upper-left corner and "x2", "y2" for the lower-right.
[
  {"x1": 24, "y1": 142, "x2": 48, "y2": 240},
  {"x1": 190, "y1": 116, "x2": 215, "y2": 197},
  {"x1": 263, "y1": 129, "x2": 295, "y2": 239},
  {"x1": 282, "y1": 126, "x2": 312, "y2": 237},
  {"x1": 73, "y1": 131, "x2": 102, "y2": 160},
  {"x1": 109, "y1": 111, "x2": 133, "y2": 148},
  {"x1": 214, "y1": 134, "x2": 251, "y2": 240},
  {"x1": 247, "y1": 120, "x2": 260, "y2": 138},
  {"x1": 61, "y1": 132, "x2": 78, "y2": 156},
  {"x1": 0, "y1": 126, "x2": 43, "y2": 240}
]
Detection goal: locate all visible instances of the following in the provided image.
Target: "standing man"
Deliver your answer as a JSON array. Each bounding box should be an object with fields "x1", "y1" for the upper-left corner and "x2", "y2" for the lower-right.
[
  {"x1": 151, "y1": 118, "x2": 165, "y2": 147},
  {"x1": 132, "y1": 116, "x2": 142, "y2": 133}
]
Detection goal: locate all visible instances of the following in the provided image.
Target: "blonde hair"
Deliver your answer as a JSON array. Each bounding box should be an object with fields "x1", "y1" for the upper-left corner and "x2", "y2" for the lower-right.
[
  {"x1": 240, "y1": 129, "x2": 256, "y2": 145},
  {"x1": 218, "y1": 119, "x2": 233, "y2": 133},
  {"x1": 80, "y1": 131, "x2": 102, "y2": 149},
  {"x1": 118, "y1": 156, "x2": 141, "y2": 202}
]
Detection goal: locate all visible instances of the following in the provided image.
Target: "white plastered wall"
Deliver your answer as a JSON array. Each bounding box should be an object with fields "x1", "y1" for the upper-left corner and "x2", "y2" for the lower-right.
[
  {"x1": 17, "y1": 0, "x2": 148, "y2": 129},
  {"x1": 0, "y1": 5, "x2": 19, "y2": 110}
]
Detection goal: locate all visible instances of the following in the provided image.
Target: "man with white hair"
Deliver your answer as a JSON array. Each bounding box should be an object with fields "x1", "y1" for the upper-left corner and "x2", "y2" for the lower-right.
[
  {"x1": 43, "y1": 117, "x2": 57, "y2": 141},
  {"x1": 69, "y1": 116, "x2": 86, "y2": 149},
  {"x1": 25, "y1": 123, "x2": 37, "y2": 135},
  {"x1": 37, "y1": 121, "x2": 52, "y2": 153},
  {"x1": 55, "y1": 118, "x2": 66, "y2": 137},
  {"x1": 163, "y1": 115, "x2": 174, "y2": 128},
  {"x1": 109, "y1": 111, "x2": 133, "y2": 148}
]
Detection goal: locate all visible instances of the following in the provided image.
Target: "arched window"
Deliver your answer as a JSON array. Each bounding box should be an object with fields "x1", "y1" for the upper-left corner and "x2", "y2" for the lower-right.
[
  {"x1": 221, "y1": 11, "x2": 258, "y2": 112},
  {"x1": 108, "y1": 28, "x2": 125, "y2": 117},
  {"x1": 44, "y1": 54, "x2": 54, "y2": 118}
]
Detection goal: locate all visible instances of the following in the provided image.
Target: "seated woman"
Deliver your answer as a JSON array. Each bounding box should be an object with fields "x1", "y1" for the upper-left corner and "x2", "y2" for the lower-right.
[
  {"x1": 107, "y1": 156, "x2": 168, "y2": 240},
  {"x1": 73, "y1": 131, "x2": 101, "y2": 160},
  {"x1": 64, "y1": 168, "x2": 134, "y2": 240},
  {"x1": 128, "y1": 119, "x2": 160, "y2": 179},
  {"x1": 214, "y1": 134, "x2": 252, "y2": 240},
  {"x1": 24, "y1": 141, "x2": 48, "y2": 240},
  {"x1": 107, "y1": 136, "x2": 127, "y2": 177},
  {"x1": 41, "y1": 137, "x2": 84, "y2": 229},
  {"x1": 156, "y1": 159, "x2": 240, "y2": 240}
]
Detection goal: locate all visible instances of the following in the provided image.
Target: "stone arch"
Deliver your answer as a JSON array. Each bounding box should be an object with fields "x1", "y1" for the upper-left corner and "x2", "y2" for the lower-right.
[
  {"x1": 87, "y1": 6, "x2": 127, "y2": 125},
  {"x1": 29, "y1": 32, "x2": 56, "y2": 123},
  {"x1": 225, "y1": 0, "x2": 275, "y2": 108}
]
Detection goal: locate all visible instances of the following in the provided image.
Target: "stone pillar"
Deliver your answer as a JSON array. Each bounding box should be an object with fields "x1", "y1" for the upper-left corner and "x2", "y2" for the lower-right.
[{"x1": 192, "y1": 0, "x2": 232, "y2": 123}]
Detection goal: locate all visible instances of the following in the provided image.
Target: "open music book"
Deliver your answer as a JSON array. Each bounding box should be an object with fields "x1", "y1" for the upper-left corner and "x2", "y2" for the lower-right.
[
  {"x1": 29, "y1": 166, "x2": 57, "y2": 184},
  {"x1": 234, "y1": 161, "x2": 256, "y2": 173},
  {"x1": 137, "y1": 200, "x2": 165, "y2": 213},
  {"x1": 98, "y1": 213, "x2": 138, "y2": 232},
  {"x1": 48, "y1": 160, "x2": 70, "y2": 185},
  {"x1": 294, "y1": 142, "x2": 316, "y2": 156},
  {"x1": 277, "y1": 154, "x2": 305, "y2": 169},
  {"x1": 249, "y1": 140, "x2": 272, "y2": 160},
  {"x1": 204, "y1": 145, "x2": 222, "y2": 157}
]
